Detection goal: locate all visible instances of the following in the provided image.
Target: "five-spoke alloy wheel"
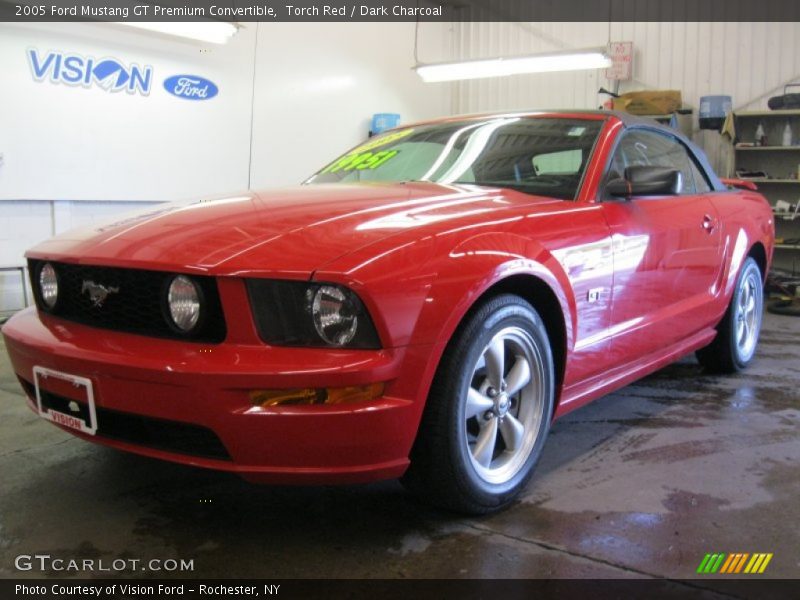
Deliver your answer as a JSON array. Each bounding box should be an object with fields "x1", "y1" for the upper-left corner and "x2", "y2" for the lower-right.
[
  {"x1": 697, "y1": 257, "x2": 764, "y2": 373},
  {"x1": 464, "y1": 327, "x2": 546, "y2": 485},
  {"x1": 403, "y1": 294, "x2": 554, "y2": 514}
]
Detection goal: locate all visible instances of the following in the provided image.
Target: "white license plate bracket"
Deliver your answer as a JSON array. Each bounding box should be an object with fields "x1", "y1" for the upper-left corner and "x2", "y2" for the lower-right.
[{"x1": 32, "y1": 366, "x2": 97, "y2": 436}]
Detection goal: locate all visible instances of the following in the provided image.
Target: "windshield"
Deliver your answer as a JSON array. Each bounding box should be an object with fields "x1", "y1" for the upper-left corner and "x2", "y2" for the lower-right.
[{"x1": 307, "y1": 116, "x2": 605, "y2": 200}]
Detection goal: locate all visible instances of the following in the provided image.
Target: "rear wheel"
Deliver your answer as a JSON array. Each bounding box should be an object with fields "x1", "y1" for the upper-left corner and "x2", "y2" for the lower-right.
[
  {"x1": 696, "y1": 257, "x2": 764, "y2": 373},
  {"x1": 402, "y1": 294, "x2": 554, "y2": 514}
]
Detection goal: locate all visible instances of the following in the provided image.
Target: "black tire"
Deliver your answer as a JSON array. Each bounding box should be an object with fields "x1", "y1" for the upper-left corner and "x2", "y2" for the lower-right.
[
  {"x1": 696, "y1": 257, "x2": 764, "y2": 373},
  {"x1": 402, "y1": 294, "x2": 555, "y2": 514}
]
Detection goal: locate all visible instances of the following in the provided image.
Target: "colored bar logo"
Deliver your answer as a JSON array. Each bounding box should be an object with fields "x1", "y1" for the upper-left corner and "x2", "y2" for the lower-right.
[{"x1": 697, "y1": 553, "x2": 773, "y2": 574}]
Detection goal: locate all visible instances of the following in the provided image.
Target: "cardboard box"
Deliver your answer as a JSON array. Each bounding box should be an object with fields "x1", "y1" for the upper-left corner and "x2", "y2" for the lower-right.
[{"x1": 613, "y1": 90, "x2": 682, "y2": 115}]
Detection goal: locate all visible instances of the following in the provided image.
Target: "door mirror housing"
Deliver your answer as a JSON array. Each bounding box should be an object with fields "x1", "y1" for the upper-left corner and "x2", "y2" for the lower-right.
[{"x1": 606, "y1": 166, "x2": 682, "y2": 198}]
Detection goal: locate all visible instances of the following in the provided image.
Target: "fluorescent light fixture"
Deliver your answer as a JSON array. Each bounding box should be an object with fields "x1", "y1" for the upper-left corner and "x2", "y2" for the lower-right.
[
  {"x1": 117, "y1": 22, "x2": 239, "y2": 45},
  {"x1": 415, "y1": 48, "x2": 612, "y2": 82}
]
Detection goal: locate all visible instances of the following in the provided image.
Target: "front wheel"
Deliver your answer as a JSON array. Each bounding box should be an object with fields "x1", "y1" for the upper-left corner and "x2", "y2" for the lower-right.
[
  {"x1": 402, "y1": 294, "x2": 555, "y2": 514},
  {"x1": 696, "y1": 257, "x2": 764, "y2": 373}
]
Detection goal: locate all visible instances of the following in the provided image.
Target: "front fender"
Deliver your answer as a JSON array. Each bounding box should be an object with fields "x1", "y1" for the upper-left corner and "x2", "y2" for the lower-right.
[
  {"x1": 313, "y1": 229, "x2": 577, "y2": 438},
  {"x1": 316, "y1": 230, "x2": 575, "y2": 353},
  {"x1": 409, "y1": 232, "x2": 576, "y2": 352}
]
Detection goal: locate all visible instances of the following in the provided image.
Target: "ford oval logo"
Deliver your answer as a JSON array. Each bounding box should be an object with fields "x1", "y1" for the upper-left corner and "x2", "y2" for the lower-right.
[{"x1": 163, "y1": 74, "x2": 218, "y2": 101}]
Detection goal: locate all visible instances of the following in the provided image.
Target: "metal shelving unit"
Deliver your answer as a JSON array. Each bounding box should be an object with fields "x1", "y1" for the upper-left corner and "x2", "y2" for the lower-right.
[
  {"x1": 735, "y1": 146, "x2": 800, "y2": 151},
  {"x1": 746, "y1": 178, "x2": 800, "y2": 183},
  {"x1": 733, "y1": 110, "x2": 800, "y2": 273}
]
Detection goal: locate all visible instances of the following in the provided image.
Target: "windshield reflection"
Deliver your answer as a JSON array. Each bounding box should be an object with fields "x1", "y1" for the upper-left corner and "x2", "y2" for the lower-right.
[{"x1": 308, "y1": 116, "x2": 605, "y2": 201}]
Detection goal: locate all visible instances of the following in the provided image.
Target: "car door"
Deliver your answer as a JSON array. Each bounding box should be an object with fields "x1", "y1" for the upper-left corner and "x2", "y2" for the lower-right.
[
  {"x1": 522, "y1": 143, "x2": 615, "y2": 386},
  {"x1": 600, "y1": 128, "x2": 723, "y2": 364}
]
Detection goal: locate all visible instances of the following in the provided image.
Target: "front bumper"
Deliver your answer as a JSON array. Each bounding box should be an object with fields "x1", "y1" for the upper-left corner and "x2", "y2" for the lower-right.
[{"x1": 2, "y1": 308, "x2": 428, "y2": 484}]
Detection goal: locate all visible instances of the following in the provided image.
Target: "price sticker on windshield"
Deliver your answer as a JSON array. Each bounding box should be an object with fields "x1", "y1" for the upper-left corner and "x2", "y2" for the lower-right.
[{"x1": 321, "y1": 150, "x2": 399, "y2": 173}]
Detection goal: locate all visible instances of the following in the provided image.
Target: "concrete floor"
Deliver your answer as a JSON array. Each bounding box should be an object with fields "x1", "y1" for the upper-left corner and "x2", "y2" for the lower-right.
[{"x1": 0, "y1": 312, "x2": 798, "y2": 581}]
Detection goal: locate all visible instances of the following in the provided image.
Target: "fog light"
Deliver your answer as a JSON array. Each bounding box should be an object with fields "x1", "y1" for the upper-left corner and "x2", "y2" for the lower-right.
[
  {"x1": 250, "y1": 383, "x2": 385, "y2": 407},
  {"x1": 39, "y1": 262, "x2": 59, "y2": 309},
  {"x1": 167, "y1": 275, "x2": 201, "y2": 332}
]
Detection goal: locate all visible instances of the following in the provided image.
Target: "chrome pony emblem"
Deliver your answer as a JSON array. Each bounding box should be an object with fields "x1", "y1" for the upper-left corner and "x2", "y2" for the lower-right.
[{"x1": 81, "y1": 280, "x2": 120, "y2": 308}]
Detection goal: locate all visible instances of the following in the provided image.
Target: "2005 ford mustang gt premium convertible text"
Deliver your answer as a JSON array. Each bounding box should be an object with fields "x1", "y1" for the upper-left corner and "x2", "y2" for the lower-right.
[{"x1": 3, "y1": 111, "x2": 774, "y2": 513}]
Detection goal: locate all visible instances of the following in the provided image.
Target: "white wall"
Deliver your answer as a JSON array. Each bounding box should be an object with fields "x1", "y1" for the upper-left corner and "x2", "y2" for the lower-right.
[
  {"x1": 0, "y1": 21, "x2": 453, "y2": 313},
  {"x1": 0, "y1": 21, "x2": 257, "y2": 311},
  {"x1": 250, "y1": 22, "x2": 451, "y2": 188},
  {"x1": 447, "y1": 22, "x2": 608, "y2": 115},
  {"x1": 445, "y1": 22, "x2": 800, "y2": 174},
  {"x1": 449, "y1": 22, "x2": 800, "y2": 116},
  {"x1": 0, "y1": 22, "x2": 256, "y2": 201}
]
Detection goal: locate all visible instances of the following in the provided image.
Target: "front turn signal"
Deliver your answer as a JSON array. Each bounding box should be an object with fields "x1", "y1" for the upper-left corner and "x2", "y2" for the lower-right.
[{"x1": 250, "y1": 383, "x2": 385, "y2": 407}]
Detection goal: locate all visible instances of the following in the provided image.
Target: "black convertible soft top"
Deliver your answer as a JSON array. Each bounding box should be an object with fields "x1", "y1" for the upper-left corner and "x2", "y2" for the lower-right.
[
  {"x1": 409, "y1": 109, "x2": 726, "y2": 193},
  {"x1": 513, "y1": 110, "x2": 725, "y2": 192},
  {"x1": 601, "y1": 110, "x2": 726, "y2": 192}
]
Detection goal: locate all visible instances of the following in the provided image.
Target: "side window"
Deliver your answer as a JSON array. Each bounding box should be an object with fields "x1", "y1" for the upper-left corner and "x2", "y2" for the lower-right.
[{"x1": 612, "y1": 130, "x2": 700, "y2": 195}]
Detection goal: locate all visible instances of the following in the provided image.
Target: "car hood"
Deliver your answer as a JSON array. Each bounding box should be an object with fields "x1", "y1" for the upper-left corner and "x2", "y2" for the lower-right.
[{"x1": 27, "y1": 182, "x2": 559, "y2": 276}]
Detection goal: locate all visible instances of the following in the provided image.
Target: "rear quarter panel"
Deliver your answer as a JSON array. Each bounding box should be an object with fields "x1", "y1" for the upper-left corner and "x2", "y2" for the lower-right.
[{"x1": 711, "y1": 190, "x2": 774, "y2": 306}]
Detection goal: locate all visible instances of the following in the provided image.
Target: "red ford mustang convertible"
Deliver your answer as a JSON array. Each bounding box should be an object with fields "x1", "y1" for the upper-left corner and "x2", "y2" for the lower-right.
[{"x1": 3, "y1": 111, "x2": 774, "y2": 513}]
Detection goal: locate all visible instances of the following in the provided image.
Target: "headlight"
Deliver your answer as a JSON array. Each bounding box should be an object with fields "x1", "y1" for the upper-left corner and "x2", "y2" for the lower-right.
[
  {"x1": 246, "y1": 280, "x2": 380, "y2": 349},
  {"x1": 167, "y1": 275, "x2": 201, "y2": 332},
  {"x1": 311, "y1": 285, "x2": 360, "y2": 346},
  {"x1": 39, "y1": 262, "x2": 59, "y2": 309}
]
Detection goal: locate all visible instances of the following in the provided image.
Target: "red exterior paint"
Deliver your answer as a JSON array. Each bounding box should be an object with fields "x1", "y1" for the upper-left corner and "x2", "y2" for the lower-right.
[{"x1": 2, "y1": 112, "x2": 775, "y2": 483}]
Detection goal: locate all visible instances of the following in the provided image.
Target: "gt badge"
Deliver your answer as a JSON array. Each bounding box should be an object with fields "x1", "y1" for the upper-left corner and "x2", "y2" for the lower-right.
[{"x1": 587, "y1": 288, "x2": 604, "y2": 303}]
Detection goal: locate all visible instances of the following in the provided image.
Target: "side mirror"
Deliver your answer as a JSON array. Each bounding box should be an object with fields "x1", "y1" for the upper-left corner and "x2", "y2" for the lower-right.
[{"x1": 606, "y1": 166, "x2": 682, "y2": 198}]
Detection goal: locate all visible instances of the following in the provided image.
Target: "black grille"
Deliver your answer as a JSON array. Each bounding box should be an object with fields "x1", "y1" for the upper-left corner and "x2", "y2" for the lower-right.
[
  {"x1": 28, "y1": 260, "x2": 226, "y2": 343},
  {"x1": 19, "y1": 378, "x2": 231, "y2": 461}
]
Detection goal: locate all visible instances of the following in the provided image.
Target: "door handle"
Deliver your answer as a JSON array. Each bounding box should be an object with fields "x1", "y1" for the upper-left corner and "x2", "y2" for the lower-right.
[{"x1": 702, "y1": 214, "x2": 716, "y2": 233}]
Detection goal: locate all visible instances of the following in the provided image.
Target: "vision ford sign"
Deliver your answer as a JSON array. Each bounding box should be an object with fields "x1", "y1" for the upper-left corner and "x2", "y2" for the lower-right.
[
  {"x1": 28, "y1": 49, "x2": 152, "y2": 95},
  {"x1": 163, "y1": 75, "x2": 219, "y2": 101}
]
